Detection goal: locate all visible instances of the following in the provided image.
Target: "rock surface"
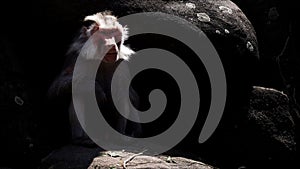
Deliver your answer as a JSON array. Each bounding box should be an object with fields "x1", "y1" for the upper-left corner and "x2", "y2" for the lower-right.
[
  {"x1": 249, "y1": 86, "x2": 296, "y2": 152},
  {"x1": 180, "y1": 86, "x2": 298, "y2": 168},
  {"x1": 242, "y1": 86, "x2": 297, "y2": 168},
  {"x1": 38, "y1": 145, "x2": 215, "y2": 169},
  {"x1": 233, "y1": 0, "x2": 300, "y2": 111},
  {"x1": 88, "y1": 151, "x2": 214, "y2": 169}
]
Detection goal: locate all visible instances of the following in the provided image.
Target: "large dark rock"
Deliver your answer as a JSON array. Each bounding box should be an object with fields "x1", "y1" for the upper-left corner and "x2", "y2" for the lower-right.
[
  {"x1": 108, "y1": 0, "x2": 260, "y2": 104},
  {"x1": 230, "y1": 2, "x2": 299, "y2": 166},
  {"x1": 38, "y1": 145, "x2": 103, "y2": 169},
  {"x1": 0, "y1": 72, "x2": 35, "y2": 168},
  {"x1": 0, "y1": 34, "x2": 40, "y2": 168},
  {"x1": 232, "y1": 0, "x2": 300, "y2": 114},
  {"x1": 248, "y1": 86, "x2": 296, "y2": 152},
  {"x1": 0, "y1": 27, "x2": 61, "y2": 169},
  {"x1": 244, "y1": 86, "x2": 297, "y2": 168},
  {"x1": 198, "y1": 86, "x2": 298, "y2": 168}
]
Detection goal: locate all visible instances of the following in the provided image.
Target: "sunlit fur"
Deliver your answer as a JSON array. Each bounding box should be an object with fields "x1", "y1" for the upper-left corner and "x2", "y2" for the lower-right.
[{"x1": 67, "y1": 11, "x2": 134, "y2": 61}]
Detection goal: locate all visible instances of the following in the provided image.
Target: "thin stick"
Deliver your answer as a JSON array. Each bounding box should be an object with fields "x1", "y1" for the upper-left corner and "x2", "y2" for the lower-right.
[{"x1": 122, "y1": 150, "x2": 147, "y2": 169}]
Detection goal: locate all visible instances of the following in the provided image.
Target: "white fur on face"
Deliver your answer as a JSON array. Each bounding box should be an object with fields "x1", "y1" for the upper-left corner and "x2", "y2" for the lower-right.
[{"x1": 81, "y1": 12, "x2": 134, "y2": 61}]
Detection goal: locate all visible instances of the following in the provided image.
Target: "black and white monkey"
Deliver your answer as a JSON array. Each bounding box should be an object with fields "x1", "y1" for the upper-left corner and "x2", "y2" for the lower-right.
[{"x1": 48, "y1": 11, "x2": 142, "y2": 146}]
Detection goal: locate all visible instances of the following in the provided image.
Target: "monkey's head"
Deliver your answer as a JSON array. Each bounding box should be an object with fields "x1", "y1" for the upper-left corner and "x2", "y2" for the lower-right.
[{"x1": 78, "y1": 11, "x2": 134, "y2": 62}]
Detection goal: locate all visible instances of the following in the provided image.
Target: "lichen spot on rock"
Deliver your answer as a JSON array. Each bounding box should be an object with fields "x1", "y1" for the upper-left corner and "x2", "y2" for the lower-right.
[
  {"x1": 247, "y1": 41, "x2": 254, "y2": 52},
  {"x1": 219, "y1": 6, "x2": 233, "y2": 14},
  {"x1": 185, "y1": 2, "x2": 196, "y2": 9},
  {"x1": 196, "y1": 13, "x2": 210, "y2": 22},
  {"x1": 224, "y1": 29, "x2": 230, "y2": 34}
]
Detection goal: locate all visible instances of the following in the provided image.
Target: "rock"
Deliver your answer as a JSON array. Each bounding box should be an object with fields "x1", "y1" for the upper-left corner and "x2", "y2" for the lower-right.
[
  {"x1": 231, "y1": 0, "x2": 289, "y2": 62},
  {"x1": 0, "y1": 71, "x2": 40, "y2": 168},
  {"x1": 244, "y1": 86, "x2": 297, "y2": 167},
  {"x1": 38, "y1": 145, "x2": 103, "y2": 169},
  {"x1": 232, "y1": 0, "x2": 300, "y2": 106},
  {"x1": 0, "y1": 35, "x2": 40, "y2": 168},
  {"x1": 184, "y1": 86, "x2": 298, "y2": 168},
  {"x1": 231, "y1": 1, "x2": 300, "y2": 152},
  {"x1": 249, "y1": 86, "x2": 296, "y2": 152},
  {"x1": 206, "y1": 86, "x2": 297, "y2": 168},
  {"x1": 102, "y1": 1, "x2": 260, "y2": 132},
  {"x1": 89, "y1": 151, "x2": 214, "y2": 169},
  {"x1": 39, "y1": 145, "x2": 215, "y2": 169}
]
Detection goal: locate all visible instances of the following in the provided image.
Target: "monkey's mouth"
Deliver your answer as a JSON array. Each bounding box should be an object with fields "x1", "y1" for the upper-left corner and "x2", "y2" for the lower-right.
[{"x1": 103, "y1": 46, "x2": 118, "y2": 63}]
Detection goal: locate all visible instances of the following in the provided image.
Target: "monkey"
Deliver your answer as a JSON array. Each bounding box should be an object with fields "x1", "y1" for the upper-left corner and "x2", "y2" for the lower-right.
[{"x1": 47, "y1": 11, "x2": 142, "y2": 146}]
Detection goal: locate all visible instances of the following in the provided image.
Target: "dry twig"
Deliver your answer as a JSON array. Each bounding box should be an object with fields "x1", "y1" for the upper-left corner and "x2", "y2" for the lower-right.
[{"x1": 122, "y1": 150, "x2": 147, "y2": 169}]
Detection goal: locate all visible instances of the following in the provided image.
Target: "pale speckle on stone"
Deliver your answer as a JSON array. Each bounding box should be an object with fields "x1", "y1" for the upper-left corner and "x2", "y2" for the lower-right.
[
  {"x1": 247, "y1": 41, "x2": 254, "y2": 52},
  {"x1": 14, "y1": 96, "x2": 24, "y2": 106},
  {"x1": 224, "y1": 29, "x2": 230, "y2": 34},
  {"x1": 196, "y1": 13, "x2": 210, "y2": 22},
  {"x1": 215, "y1": 30, "x2": 221, "y2": 34},
  {"x1": 186, "y1": 2, "x2": 196, "y2": 9},
  {"x1": 268, "y1": 7, "x2": 279, "y2": 21},
  {"x1": 88, "y1": 150, "x2": 215, "y2": 169},
  {"x1": 166, "y1": 2, "x2": 195, "y2": 12},
  {"x1": 253, "y1": 86, "x2": 288, "y2": 97},
  {"x1": 219, "y1": 6, "x2": 233, "y2": 14}
]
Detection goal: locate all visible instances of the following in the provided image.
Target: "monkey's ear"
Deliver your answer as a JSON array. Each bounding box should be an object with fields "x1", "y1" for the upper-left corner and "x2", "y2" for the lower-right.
[{"x1": 80, "y1": 27, "x2": 88, "y2": 37}]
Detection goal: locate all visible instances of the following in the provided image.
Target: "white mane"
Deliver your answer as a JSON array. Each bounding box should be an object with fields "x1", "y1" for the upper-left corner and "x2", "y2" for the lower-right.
[{"x1": 82, "y1": 12, "x2": 134, "y2": 61}]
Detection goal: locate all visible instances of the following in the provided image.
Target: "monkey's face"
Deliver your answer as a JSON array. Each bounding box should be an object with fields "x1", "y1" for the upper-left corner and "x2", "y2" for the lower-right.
[{"x1": 80, "y1": 12, "x2": 127, "y2": 63}]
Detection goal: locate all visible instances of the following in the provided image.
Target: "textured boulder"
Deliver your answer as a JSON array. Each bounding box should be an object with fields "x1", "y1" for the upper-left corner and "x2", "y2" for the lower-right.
[
  {"x1": 197, "y1": 86, "x2": 298, "y2": 168},
  {"x1": 0, "y1": 35, "x2": 39, "y2": 168},
  {"x1": 248, "y1": 86, "x2": 296, "y2": 152},
  {"x1": 0, "y1": 72, "x2": 36, "y2": 168},
  {"x1": 88, "y1": 151, "x2": 213, "y2": 169},
  {"x1": 38, "y1": 145, "x2": 215, "y2": 169},
  {"x1": 244, "y1": 86, "x2": 297, "y2": 168},
  {"x1": 38, "y1": 145, "x2": 103, "y2": 169},
  {"x1": 233, "y1": 0, "x2": 300, "y2": 110}
]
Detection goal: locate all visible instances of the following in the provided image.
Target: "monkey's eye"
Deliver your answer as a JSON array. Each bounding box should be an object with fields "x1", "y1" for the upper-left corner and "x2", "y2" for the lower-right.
[{"x1": 83, "y1": 20, "x2": 96, "y2": 28}]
